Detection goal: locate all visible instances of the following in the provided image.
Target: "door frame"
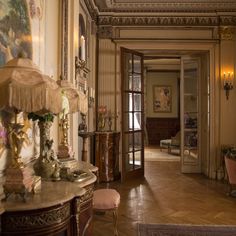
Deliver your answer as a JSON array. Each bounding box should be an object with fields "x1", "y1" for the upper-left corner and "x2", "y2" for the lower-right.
[{"x1": 115, "y1": 40, "x2": 218, "y2": 179}]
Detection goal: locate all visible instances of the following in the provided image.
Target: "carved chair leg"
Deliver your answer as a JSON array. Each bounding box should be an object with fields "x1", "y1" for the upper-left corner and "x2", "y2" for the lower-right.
[{"x1": 113, "y1": 208, "x2": 118, "y2": 236}]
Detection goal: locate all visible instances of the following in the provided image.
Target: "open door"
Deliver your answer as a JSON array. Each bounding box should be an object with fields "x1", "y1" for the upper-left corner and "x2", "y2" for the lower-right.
[
  {"x1": 121, "y1": 47, "x2": 144, "y2": 180},
  {"x1": 180, "y1": 57, "x2": 201, "y2": 173}
]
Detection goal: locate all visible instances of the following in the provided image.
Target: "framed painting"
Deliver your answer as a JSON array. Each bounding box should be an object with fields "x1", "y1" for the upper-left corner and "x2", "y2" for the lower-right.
[
  {"x1": 0, "y1": 0, "x2": 45, "y2": 67},
  {"x1": 153, "y1": 85, "x2": 172, "y2": 113}
]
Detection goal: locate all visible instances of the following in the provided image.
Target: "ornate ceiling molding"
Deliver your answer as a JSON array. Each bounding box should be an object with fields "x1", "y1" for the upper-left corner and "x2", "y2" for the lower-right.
[
  {"x1": 94, "y1": 0, "x2": 236, "y2": 13},
  {"x1": 98, "y1": 15, "x2": 236, "y2": 27},
  {"x1": 219, "y1": 27, "x2": 235, "y2": 40},
  {"x1": 83, "y1": 0, "x2": 236, "y2": 39},
  {"x1": 84, "y1": 0, "x2": 98, "y2": 21},
  {"x1": 97, "y1": 26, "x2": 113, "y2": 38}
]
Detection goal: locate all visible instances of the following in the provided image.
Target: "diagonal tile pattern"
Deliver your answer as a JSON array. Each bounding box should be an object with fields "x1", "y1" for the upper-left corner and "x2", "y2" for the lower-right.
[{"x1": 93, "y1": 160, "x2": 236, "y2": 236}]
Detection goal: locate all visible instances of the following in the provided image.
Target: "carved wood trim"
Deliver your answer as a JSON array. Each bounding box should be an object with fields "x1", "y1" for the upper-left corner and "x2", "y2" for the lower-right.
[{"x1": 2, "y1": 202, "x2": 71, "y2": 230}]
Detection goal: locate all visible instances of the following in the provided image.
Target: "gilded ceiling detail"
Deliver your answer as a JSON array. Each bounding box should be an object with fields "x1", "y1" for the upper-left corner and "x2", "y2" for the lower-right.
[
  {"x1": 83, "y1": 0, "x2": 236, "y2": 39},
  {"x1": 98, "y1": 15, "x2": 236, "y2": 26},
  {"x1": 93, "y1": 0, "x2": 236, "y2": 12}
]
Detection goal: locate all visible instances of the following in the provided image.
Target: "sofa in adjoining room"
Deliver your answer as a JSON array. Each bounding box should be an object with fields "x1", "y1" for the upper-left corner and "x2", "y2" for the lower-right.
[{"x1": 160, "y1": 131, "x2": 180, "y2": 154}]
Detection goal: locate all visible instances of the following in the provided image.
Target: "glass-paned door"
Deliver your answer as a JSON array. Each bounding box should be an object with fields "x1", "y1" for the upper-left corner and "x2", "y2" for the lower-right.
[
  {"x1": 121, "y1": 48, "x2": 144, "y2": 180},
  {"x1": 180, "y1": 57, "x2": 201, "y2": 173}
]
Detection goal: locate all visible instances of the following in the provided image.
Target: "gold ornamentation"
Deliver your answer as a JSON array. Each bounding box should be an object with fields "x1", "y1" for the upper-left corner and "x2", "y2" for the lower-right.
[
  {"x1": 97, "y1": 26, "x2": 113, "y2": 38},
  {"x1": 2, "y1": 203, "x2": 70, "y2": 229},
  {"x1": 219, "y1": 27, "x2": 234, "y2": 40},
  {"x1": 88, "y1": 0, "x2": 236, "y2": 13},
  {"x1": 78, "y1": 185, "x2": 94, "y2": 205}
]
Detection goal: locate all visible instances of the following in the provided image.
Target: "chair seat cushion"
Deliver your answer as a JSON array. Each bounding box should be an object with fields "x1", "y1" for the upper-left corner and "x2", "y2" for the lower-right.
[
  {"x1": 160, "y1": 139, "x2": 171, "y2": 147},
  {"x1": 93, "y1": 189, "x2": 120, "y2": 210}
]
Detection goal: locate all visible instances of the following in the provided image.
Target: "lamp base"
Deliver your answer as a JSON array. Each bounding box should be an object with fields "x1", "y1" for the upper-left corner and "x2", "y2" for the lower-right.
[
  {"x1": 3, "y1": 166, "x2": 35, "y2": 201},
  {"x1": 57, "y1": 144, "x2": 74, "y2": 159}
]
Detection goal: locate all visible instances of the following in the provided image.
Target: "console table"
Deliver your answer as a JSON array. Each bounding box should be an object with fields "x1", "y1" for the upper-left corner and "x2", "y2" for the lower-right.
[
  {"x1": 0, "y1": 162, "x2": 97, "y2": 236},
  {"x1": 95, "y1": 132, "x2": 120, "y2": 182}
]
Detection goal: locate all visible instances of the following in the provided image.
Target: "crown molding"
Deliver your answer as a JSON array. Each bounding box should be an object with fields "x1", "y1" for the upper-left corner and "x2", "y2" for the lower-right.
[
  {"x1": 219, "y1": 26, "x2": 235, "y2": 40},
  {"x1": 98, "y1": 15, "x2": 236, "y2": 27},
  {"x1": 94, "y1": 0, "x2": 236, "y2": 13},
  {"x1": 84, "y1": 0, "x2": 98, "y2": 21}
]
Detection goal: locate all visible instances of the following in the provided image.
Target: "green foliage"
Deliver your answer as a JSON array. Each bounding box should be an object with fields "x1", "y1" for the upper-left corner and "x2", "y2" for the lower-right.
[
  {"x1": 0, "y1": 0, "x2": 32, "y2": 64},
  {"x1": 221, "y1": 145, "x2": 233, "y2": 155},
  {"x1": 221, "y1": 145, "x2": 236, "y2": 159},
  {"x1": 8, "y1": 0, "x2": 31, "y2": 35},
  {"x1": 28, "y1": 113, "x2": 54, "y2": 123}
]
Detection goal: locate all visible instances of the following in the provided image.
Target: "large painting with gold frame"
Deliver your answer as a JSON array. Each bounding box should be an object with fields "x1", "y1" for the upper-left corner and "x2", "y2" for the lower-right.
[{"x1": 153, "y1": 85, "x2": 172, "y2": 113}]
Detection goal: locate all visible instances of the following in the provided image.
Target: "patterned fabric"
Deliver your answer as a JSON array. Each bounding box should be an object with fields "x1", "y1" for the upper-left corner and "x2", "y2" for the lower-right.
[{"x1": 138, "y1": 223, "x2": 236, "y2": 236}]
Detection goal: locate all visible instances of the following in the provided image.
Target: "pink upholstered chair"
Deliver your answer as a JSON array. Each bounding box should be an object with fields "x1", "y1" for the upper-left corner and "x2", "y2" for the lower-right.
[
  {"x1": 93, "y1": 189, "x2": 120, "y2": 235},
  {"x1": 225, "y1": 156, "x2": 236, "y2": 195}
]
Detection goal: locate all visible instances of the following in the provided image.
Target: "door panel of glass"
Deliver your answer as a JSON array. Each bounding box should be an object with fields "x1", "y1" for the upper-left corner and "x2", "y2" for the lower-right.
[
  {"x1": 181, "y1": 57, "x2": 201, "y2": 173},
  {"x1": 121, "y1": 48, "x2": 144, "y2": 180}
]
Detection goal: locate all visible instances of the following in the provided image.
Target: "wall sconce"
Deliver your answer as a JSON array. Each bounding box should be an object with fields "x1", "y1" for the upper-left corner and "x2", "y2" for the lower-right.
[
  {"x1": 223, "y1": 71, "x2": 234, "y2": 100},
  {"x1": 88, "y1": 87, "x2": 95, "y2": 107},
  {"x1": 75, "y1": 56, "x2": 86, "y2": 74}
]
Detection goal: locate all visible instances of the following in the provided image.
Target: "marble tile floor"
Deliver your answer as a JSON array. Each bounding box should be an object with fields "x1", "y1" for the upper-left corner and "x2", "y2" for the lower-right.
[{"x1": 93, "y1": 161, "x2": 236, "y2": 236}]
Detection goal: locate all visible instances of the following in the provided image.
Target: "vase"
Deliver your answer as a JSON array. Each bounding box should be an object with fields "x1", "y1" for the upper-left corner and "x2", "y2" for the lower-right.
[
  {"x1": 98, "y1": 116, "x2": 106, "y2": 131},
  {"x1": 34, "y1": 120, "x2": 58, "y2": 179}
]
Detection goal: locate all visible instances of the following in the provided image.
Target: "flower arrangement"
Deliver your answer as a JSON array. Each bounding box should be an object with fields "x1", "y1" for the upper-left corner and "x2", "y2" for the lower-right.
[
  {"x1": 221, "y1": 145, "x2": 236, "y2": 159},
  {"x1": 28, "y1": 112, "x2": 54, "y2": 123},
  {"x1": 97, "y1": 106, "x2": 118, "y2": 131}
]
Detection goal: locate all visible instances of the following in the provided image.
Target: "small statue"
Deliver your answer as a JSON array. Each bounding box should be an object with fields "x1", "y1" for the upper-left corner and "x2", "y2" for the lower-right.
[
  {"x1": 8, "y1": 123, "x2": 28, "y2": 168},
  {"x1": 78, "y1": 113, "x2": 87, "y2": 132}
]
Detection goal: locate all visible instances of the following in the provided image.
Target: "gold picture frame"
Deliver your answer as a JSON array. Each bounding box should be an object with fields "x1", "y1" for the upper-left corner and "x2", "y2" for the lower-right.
[{"x1": 153, "y1": 85, "x2": 172, "y2": 113}]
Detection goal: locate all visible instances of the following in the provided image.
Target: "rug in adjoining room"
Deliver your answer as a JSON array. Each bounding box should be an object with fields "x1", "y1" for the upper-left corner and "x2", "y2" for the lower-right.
[{"x1": 138, "y1": 223, "x2": 236, "y2": 236}]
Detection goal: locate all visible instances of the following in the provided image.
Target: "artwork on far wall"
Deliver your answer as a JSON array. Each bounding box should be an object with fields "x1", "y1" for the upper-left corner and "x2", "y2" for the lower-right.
[{"x1": 153, "y1": 85, "x2": 172, "y2": 113}]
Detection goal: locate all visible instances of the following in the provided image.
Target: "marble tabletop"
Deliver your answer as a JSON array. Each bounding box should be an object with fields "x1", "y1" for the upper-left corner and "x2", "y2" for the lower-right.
[{"x1": 0, "y1": 160, "x2": 97, "y2": 213}]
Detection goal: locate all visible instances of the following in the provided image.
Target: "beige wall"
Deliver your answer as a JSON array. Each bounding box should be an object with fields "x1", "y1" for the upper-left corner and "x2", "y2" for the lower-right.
[
  {"x1": 44, "y1": 0, "x2": 60, "y2": 154},
  {"x1": 146, "y1": 71, "x2": 179, "y2": 118},
  {"x1": 220, "y1": 39, "x2": 236, "y2": 145},
  {"x1": 98, "y1": 39, "x2": 118, "y2": 131}
]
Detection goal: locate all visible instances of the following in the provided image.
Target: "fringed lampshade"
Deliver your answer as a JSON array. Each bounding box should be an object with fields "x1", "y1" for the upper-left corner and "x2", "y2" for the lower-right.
[{"x1": 0, "y1": 58, "x2": 62, "y2": 114}]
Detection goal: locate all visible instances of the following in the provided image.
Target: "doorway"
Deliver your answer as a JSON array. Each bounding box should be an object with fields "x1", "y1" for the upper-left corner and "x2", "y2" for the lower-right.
[
  {"x1": 139, "y1": 51, "x2": 210, "y2": 174},
  {"x1": 144, "y1": 57, "x2": 181, "y2": 162}
]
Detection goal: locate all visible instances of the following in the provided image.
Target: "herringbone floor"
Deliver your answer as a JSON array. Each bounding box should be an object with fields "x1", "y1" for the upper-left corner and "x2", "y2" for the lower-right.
[{"x1": 93, "y1": 159, "x2": 236, "y2": 236}]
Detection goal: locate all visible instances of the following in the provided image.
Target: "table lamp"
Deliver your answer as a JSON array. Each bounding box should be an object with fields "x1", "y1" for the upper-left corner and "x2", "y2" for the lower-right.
[{"x1": 0, "y1": 57, "x2": 62, "y2": 200}]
